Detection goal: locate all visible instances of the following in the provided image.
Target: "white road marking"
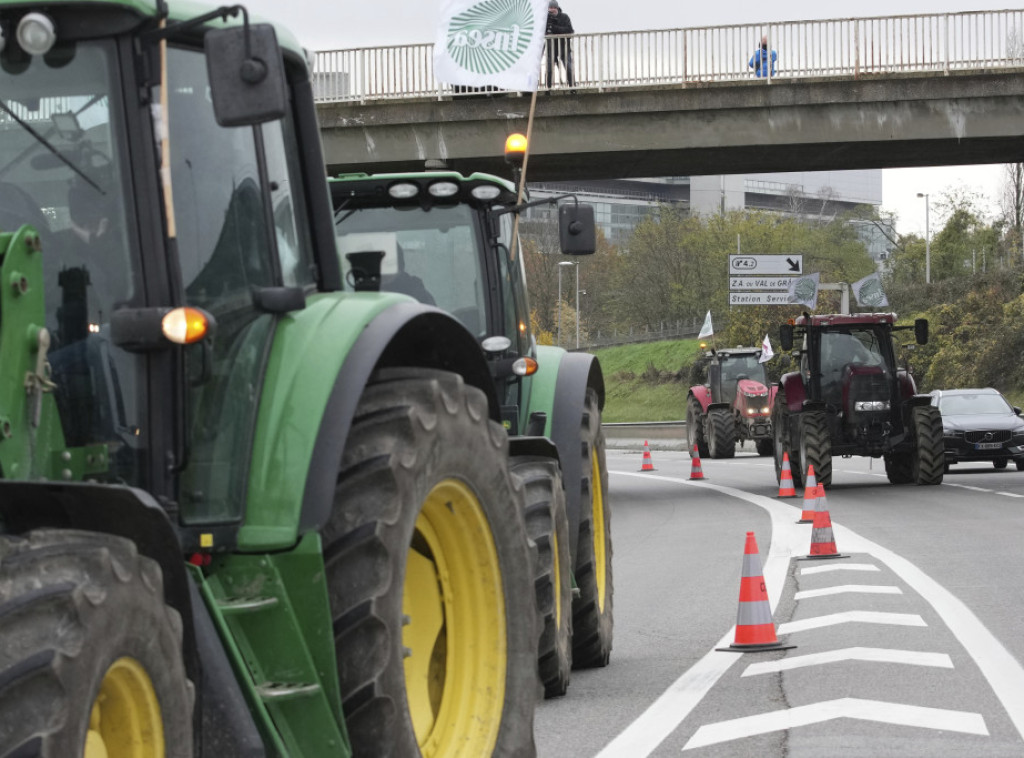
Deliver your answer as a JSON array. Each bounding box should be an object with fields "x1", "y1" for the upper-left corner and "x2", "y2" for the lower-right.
[
  {"x1": 681, "y1": 698, "x2": 988, "y2": 750},
  {"x1": 794, "y1": 584, "x2": 902, "y2": 600},
  {"x1": 996, "y1": 492, "x2": 1024, "y2": 498},
  {"x1": 946, "y1": 484, "x2": 993, "y2": 493},
  {"x1": 601, "y1": 468, "x2": 1024, "y2": 756},
  {"x1": 741, "y1": 647, "x2": 954, "y2": 677},
  {"x1": 778, "y1": 611, "x2": 926, "y2": 634},
  {"x1": 801, "y1": 563, "x2": 879, "y2": 575}
]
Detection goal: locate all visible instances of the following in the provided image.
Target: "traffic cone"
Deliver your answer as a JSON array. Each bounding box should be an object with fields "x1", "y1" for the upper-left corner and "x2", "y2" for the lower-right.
[
  {"x1": 640, "y1": 441, "x2": 655, "y2": 472},
  {"x1": 797, "y1": 464, "x2": 818, "y2": 523},
  {"x1": 689, "y1": 445, "x2": 705, "y2": 480},
  {"x1": 777, "y1": 451, "x2": 797, "y2": 498},
  {"x1": 717, "y1": 532, "x2": 795, "y2": 653},
  {"x1": 804, "y1": 484, "x2": 847, "y2": 560}
]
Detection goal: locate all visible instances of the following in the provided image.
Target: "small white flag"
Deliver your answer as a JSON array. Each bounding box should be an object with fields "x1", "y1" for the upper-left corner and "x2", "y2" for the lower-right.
[
  {"x1": 852, "y1": 272, "x2": 889, "y2": 308},
  {"x1": 698, "y1": 310, "x2": 714, "y2": 339},
  {"x1": 787, "y1": 272, "x2": 820, "y2": 309},
  {"x1": 434, "y1": 0, "x2": 551, "y2": 92},
  {"x1": 759, "y1": 334, "x2": 774, "y2": 363}
]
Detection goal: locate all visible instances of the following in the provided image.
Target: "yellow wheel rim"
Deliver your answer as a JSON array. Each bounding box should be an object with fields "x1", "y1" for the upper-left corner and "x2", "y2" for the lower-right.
[
  {"x1": 590, "y1": 448, "x2": 608, "y2": 612},
  {"x1": 84, "y1": 657, "x2": 164, "y2": 758},
  {"x1": 403, "y1": 479, "x2": 506, "y2": 757}
]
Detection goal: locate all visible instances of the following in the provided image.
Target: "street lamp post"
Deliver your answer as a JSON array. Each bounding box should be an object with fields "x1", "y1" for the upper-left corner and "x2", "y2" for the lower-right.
[
  {"x1": 917, "y1": 192, "x2": 931, "y2": 284},
  {"x1": 558, "y1": 260, "x2": 573, "y2": 347}
]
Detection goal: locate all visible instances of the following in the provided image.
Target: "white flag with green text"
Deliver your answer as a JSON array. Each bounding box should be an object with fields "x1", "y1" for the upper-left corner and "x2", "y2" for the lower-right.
[{"x1": 434, "y1": 0, "x2": 549, "y2": 91}]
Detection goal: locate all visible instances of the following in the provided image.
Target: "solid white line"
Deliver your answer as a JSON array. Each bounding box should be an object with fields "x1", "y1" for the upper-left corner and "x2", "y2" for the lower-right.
[
  {"x1": 778, "y1": 611, "x2": 926, "y2": 634},
  {"x1": 682, "y1": 698, "x2": 988, "y2": 750},
  {"x1": 945, "y1": 484, "x2": 992, "y2": 493},
  {"x1": 794, "y1": 584, "x2": 902, "y2": 600},
  {"x1": 996, "y1": 492, "x2": 1024, "y2": 498},
  {"x1": 741, "y1": 647, "x2": 954, "y2": 677},
  {"x1": 800, "y1": 563, "x2": 879, "y2": 575},
  {"x1": 605, "y1": 469, "x2": 1024, "y2": 755}
]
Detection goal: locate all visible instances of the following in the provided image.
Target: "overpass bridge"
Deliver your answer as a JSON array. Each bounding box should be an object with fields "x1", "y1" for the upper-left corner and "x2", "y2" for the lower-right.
[{"x1": 312, "y1": 9, "x2": 1024, "y2": 180}]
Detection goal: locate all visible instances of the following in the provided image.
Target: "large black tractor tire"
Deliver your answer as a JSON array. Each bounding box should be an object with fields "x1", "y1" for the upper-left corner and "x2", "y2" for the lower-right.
[
  {"x1": 772, "y1": 393, "x2": 803, "y2": 489},
  {"x1": 323, "y1": 369, "x2": 538, "y2": 758},
  {"x1": 706, "y1": 408, "x2": 736, "y2": 459},
  {"x1": 884, "y1": 451, "x2": 914, "y2": 484},
  {"x1": 572, "y1": 388, "x2": 614, "y2": 669},
  {"x1": 755, "y1": 438, "x2": 774, "y2": 457},
  {"x1": 798, "y1": 411, "x2": 833, "y2": 487},
  {"x1": 686, "y1": 397, "x2": 708, "y2": 458},
  {"x1": 511, "y1": 456, "x2": 572, "y2": 698},
  {"x1": 0, "y1": 529, "x2": 193, "y2": 757},
  {"x1": 910, "y1": 405, "x2": 945, "y2": 485}
]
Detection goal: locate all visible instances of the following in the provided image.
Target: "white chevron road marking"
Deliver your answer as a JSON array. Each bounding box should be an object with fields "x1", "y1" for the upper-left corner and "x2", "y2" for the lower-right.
[
  {"x1": 800, "y1": 563, "x2": 880, "y2": 574},
  {"x1": 742, "y1": 647, "x2": 953, "y2": 677},
  {"x1": 682, "y1": 698, "x2": 988, "y2": 750},
  {"x1": 778, "y1": 611, "x2": 926, "y2": 634},
  {"x1": 794, "y1": 584, "x2": 902, "y2": 599}
]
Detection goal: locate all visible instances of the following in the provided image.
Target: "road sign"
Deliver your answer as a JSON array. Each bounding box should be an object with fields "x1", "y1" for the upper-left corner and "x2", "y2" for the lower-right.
[
  {"x1": 729, "y1": 255, "x2": 803, "y2": 275},
  {"x1": 729, "y1": 292, "x2": 793, "y2": 306},
  {"x1": 730, "y1": 276, "x2": 796, "y2": 292}
]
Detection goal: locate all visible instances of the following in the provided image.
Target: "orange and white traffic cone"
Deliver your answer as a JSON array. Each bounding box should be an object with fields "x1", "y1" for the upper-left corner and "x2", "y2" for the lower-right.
[
  {"x1": 797, "y1": 464, "x2": 818, "y2": 523},
  {"x1": 777, "y1": 451, "x2": 797, "y2": 498},
  {"x1": 640, "y1": 441, "x2": 656, "y2": 472},
  {"x1": 718, "y1": 532, "x2": 795, "y2": 653},
  {"x1": 804, "y1": 484, "x2": 847, "y2": 560},
  {"x1": 689, "y1": 445, "x2": 705, "y2": 480}
]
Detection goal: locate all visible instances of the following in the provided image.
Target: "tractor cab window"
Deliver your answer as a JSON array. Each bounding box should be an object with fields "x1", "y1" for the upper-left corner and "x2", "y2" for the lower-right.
[
  {"x1": 0, "y1": 39, "x2": 146, "y2": 485},
  {"x1": 335, "y1": 205, "x2": 488, "y2": 337},
  {"x1": 720, "y1": 354, "x2": 763, "y2": 400},
  {"x1": 163, "y1": 46, "x2": 306, "y2": 524},
  {"x1": 495, "y1": 211, "x2": 530, "y2": 356},
  {"x1": 819, "y1": 329, "x2": 888, "y2": 407}
]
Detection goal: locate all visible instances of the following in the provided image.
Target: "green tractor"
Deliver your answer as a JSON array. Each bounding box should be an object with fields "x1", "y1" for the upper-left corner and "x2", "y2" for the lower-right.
[
  {"x1": 0, "y1": 2, "x2": 545, "y2": 755},
  {"x1": 328, "y1": 160, "x2": 614, "y2": 698}
]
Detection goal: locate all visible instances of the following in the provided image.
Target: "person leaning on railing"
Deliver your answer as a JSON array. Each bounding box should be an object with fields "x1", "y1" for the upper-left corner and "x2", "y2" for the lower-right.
[{"x1": 748, "y1": 35, "x2": 777, "y2": 78}]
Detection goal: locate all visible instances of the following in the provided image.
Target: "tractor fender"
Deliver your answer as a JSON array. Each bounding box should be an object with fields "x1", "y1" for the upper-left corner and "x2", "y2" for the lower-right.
[
  {"x1": 898, "y1": 370, "x2": 918, "y2": 399},
  {"x1": 688, "y1": 385, "x2": 712, "y2": 412},
  {"x1": 508, "y1": 436, "x2": 561, "y2": 463},
  {"x1": 906, "y1": 394, "x2": 934, "y2": 408},
  {"x1": 779, "y1": 372, "x2": 806, "y2": 411},
  {"x1": 706, "y1": 402, "x2": 731, "y2": 413},
  {"x1": 0, "y1": 481, "x2": 199, "y2": 691},
  {"x1": 546, "y1": 351, "x2": 604, "y2": 563},
  {"x1": 294, "y1": 298, "x2": 498, "y2": 534}
]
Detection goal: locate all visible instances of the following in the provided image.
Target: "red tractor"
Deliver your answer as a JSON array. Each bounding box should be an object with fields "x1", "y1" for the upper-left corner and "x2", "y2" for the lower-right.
[
  {"x1": 773, "y1": 313, "x2": 942, "y2": 487},
  {"x1": 686, "y1": 347, "x2": 776, "y2": 458}
]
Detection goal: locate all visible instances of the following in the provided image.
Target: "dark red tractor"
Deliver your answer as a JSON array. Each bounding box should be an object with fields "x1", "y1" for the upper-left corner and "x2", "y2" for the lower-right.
[
  {"x1": 686, "y1": 347, "x2": 776, "y2": 458},
  {"x1": 772, "y1": 313, "x2": 943, "y2": 487}
]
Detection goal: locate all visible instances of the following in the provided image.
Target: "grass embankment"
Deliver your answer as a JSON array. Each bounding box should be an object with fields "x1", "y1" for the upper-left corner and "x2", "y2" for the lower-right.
[{"x1": 591, "y1": 339, "x2": 702, "y2": 422}]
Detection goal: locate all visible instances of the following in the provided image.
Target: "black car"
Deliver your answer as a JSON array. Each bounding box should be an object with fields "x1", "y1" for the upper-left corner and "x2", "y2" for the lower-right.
[{"x1": 930, "y1": 388, "x2": 1024, "y2": 471}]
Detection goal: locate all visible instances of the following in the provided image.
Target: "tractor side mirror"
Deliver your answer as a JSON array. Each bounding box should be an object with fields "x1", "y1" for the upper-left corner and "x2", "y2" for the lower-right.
[
  {"x1": 779, "y1": 325, "x2": 794, "y2": 352},
  {"x1": 206, "y1": 24, "x2": 288, "y2": 127},
  {"x1": 914, "y1": 318, "x2": 929, "y2": 345},
  {"x1": 558, "y1": 204, "x2": 596, "y2": 255}
]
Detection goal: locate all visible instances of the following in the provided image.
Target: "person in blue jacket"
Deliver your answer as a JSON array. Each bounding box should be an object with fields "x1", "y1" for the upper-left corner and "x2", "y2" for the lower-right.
[{"x1": 749, "y1": 35, "x2": 777, "y2": 78}]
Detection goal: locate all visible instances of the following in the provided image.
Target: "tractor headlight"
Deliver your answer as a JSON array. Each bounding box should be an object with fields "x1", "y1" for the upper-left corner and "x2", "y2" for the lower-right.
[
  {"x1": 854, "y1": 400, "x2": 890, "y2": 412},
  {"x1": 762, "y1": 406, "x2": 770, "y2": 414},
  {"x1": 17, "y1": 13, "x2": 55, "y2": 56}
]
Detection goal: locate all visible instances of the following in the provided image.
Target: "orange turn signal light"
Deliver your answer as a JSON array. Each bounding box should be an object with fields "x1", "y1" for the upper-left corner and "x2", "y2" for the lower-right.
[
  {"x1": 162, "y1": 307, "x2": 210, "y2": 345},
  {"x1": 512, "y1": 357, "x2": 539, "y2": 376}
]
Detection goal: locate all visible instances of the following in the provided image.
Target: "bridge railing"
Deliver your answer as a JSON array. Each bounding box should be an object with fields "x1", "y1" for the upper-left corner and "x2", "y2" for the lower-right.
[{"x1": 313, "y1": 9, "x2": 1024, "y2": 103}]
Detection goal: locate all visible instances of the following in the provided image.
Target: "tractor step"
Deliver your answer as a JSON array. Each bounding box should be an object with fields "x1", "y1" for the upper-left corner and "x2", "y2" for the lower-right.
[{"x1": 256, "y1": 681, "x2": 323, "y2": 702}]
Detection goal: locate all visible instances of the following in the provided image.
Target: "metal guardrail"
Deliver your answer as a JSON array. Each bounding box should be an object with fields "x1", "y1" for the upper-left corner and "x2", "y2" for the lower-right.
[{"x1": 313, "y1": 9, "x2": 1024, "y2": 103}]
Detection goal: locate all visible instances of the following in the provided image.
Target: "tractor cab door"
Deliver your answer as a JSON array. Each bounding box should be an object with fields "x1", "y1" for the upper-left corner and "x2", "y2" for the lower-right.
[{"x1": 161, "y1": 44, "x2": 318, "y2": 529}]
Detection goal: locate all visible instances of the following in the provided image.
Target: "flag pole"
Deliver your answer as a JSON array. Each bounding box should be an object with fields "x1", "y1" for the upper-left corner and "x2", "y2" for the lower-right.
[{"x1": 508, "y1": 53, "x2": 543, "y2": 264}]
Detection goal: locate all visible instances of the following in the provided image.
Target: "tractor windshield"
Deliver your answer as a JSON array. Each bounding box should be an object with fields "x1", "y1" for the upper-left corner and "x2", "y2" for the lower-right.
[
  {"x1": 721, "y1": 354, "x2": 765, "y2": 400},
  {"x1": 335, "y1": 205, "x2": 488, "y2": 336},
  {"x1": 1, "y1": 39, "x2": 145, "y2": 484},
  {"x1": 819, "y1": 327, "x2": 889, "y2": 407}
]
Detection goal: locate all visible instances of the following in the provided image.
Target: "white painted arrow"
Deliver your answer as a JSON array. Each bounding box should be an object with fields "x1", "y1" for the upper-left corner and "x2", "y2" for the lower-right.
[
  {"x1": 682, "y1": 698, "x2": 988, "y2": 750},
  {"x1": 742, "y1": 647, "x2": 953, "y2": 677},
  {"x1": 778, "y1": 610, "x2": 926, "y2": 634},
  {"x1": 800, "y1": 563, "x2": 880, "y2": 575},
  {"x1": 794, "y1": 584, "x2": 902, "y2": 600}
]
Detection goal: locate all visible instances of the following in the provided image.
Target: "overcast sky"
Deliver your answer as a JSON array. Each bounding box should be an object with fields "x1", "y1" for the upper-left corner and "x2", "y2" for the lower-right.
[{"x1": 243, "y1": 0, "x2": 1014, "y2": 236}]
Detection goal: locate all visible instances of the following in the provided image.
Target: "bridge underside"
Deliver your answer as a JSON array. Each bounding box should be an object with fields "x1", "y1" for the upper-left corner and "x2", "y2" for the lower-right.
[{"x1": 317, "y1": 71, "x2": 1024, "y2": 181}]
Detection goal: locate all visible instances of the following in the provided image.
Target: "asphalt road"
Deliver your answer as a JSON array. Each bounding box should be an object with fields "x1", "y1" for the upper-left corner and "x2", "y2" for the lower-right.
[{"x1": 535, "y1": 447, "x2": 1024, "y2": 757}]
